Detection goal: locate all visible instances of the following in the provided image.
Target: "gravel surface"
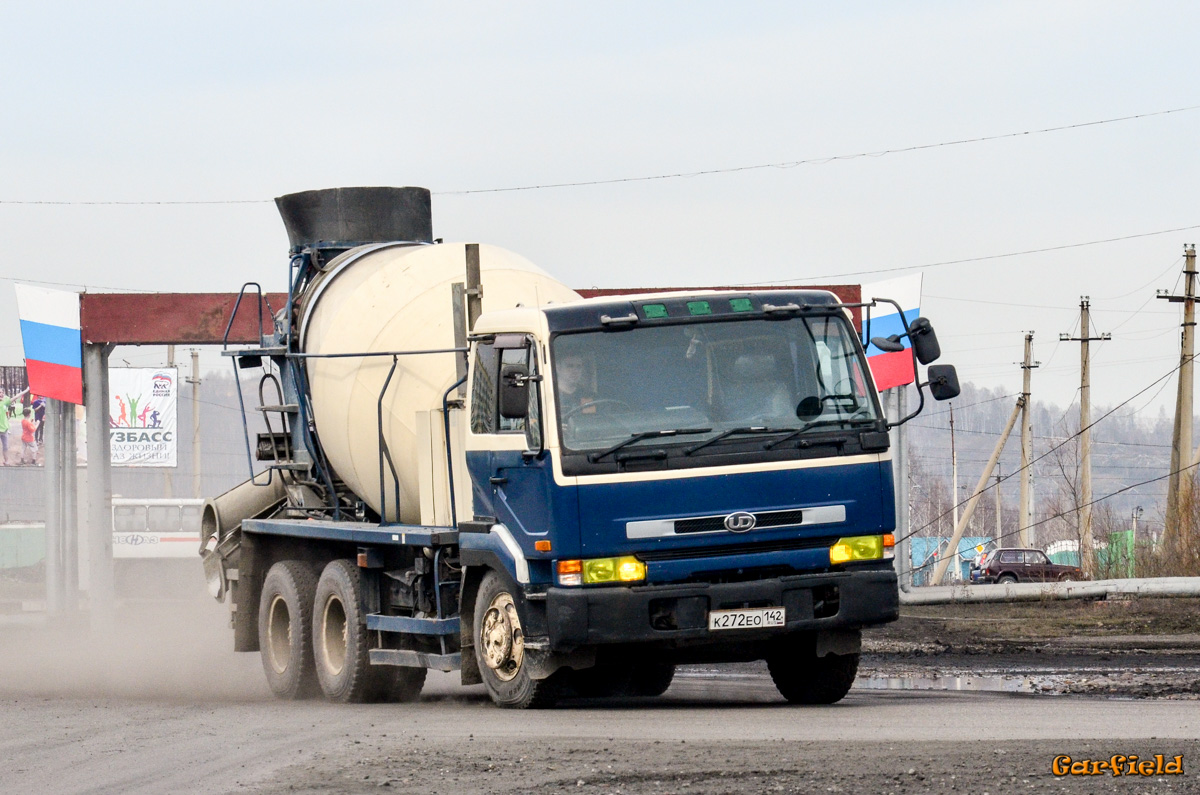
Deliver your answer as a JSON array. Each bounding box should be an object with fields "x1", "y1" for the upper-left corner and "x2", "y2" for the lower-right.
[
  {"x1": 254, "y1": 736, "x2": 1200, "y2": 794},
  {"x1": 2, "y1": 582, "x2": 1198, "y2": 794}
]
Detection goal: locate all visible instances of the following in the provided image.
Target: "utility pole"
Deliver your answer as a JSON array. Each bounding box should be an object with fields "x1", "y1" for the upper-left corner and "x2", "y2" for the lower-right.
[
  {"x1": 1160, "y1": 244, "x2": 1197, "y2": 553},
  {"x1": 1060, "y1": 298, "x2": 1110, "y2": 577},
  {"x1": 1018, "y1": 333, "x2": 1040, "y2": 547},
  {"x1": 949, "y1": 403, "x2": 958, "y2": 534},
  {"x1": 164, "y1": 346, "x2": 175, "y2": 498},
  {"x1": 189, "y1": 349, "x2": 202, "y2": 498},
  {"x1": 932, "y1": 397, "x2": 1025, "y2": 584},
  {"x1": 994, "y1": 471, "x2": 1002, "y2": 546}
]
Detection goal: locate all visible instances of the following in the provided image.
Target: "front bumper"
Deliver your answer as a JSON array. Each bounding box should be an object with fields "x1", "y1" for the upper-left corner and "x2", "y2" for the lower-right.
[{"x1": 542, "y1": 567, "x2": 898, "y2": 650}]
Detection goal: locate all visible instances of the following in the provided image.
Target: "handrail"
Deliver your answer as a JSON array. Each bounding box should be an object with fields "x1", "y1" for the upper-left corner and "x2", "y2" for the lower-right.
[
  {"x1": 289, "y1": 347, "x2": 467, "y2": 360},
  {"x1": 441, "y1": 374, "x2": 468, "y2": 527},
  {"x1": 222, "y1": 282, "x2": 275, "y2": 349},
  {"x1": 377, "y1": 356, "x2": 403, "y2": 524}
]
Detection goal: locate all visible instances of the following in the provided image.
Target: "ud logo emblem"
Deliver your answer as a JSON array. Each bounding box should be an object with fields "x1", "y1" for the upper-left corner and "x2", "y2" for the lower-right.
[{"x1": 724, "y1": 512, "x2": 757, "y2": 533}]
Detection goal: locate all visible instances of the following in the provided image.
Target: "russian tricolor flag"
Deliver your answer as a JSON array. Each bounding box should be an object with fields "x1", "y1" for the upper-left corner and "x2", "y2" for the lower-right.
[
  {"x1": 14, "y1": 284, "x2": 84, "y2": 404},
  {"x1": 862, "y1": 274, "x2": 922, "y2": 392}
]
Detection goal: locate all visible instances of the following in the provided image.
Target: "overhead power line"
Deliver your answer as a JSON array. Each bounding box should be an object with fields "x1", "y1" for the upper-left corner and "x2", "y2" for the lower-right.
[
  {"x1": 745, "y1": 223, "x2": 1200, "y2": 283},
  {"x1": 2, "y1": 104, "x2": 1197, "y2": 205},
  {"x1": 437, "y1": 104, "x2": 1200, "y2": 195}
]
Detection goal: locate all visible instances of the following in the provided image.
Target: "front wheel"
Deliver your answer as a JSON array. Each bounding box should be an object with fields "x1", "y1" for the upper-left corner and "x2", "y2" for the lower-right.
[
  {"x1": 997, "y1": 574, "x2": 1018, "y2": 584},
  {"x1": 474, "y1": 571, "x2": 558, "y2": 709},
  {"x1": 766, "y1": 634, "x2": 859, "y2": 705}
]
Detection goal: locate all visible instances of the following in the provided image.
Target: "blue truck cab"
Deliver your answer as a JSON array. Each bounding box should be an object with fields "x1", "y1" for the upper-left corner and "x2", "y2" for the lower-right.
[{"x1": 456, "y1": 290, "x2": 925, "y2": 706}]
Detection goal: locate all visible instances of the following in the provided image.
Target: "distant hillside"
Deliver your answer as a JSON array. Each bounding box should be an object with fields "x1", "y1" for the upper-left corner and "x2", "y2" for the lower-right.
[{"x1": 904, "y1": 381, "x2": 1173, "y2": 548}]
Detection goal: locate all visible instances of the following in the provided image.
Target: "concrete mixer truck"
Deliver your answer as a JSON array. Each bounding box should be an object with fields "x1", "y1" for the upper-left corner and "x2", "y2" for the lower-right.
[{"x1": 201, "y1": 186, "x2": 959, "y2": 708}]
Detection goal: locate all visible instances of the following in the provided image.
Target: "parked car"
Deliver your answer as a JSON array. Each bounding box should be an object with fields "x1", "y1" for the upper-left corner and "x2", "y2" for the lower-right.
[{"x1": 974, "y1": 548, "x2": 1083, "y2": 583}]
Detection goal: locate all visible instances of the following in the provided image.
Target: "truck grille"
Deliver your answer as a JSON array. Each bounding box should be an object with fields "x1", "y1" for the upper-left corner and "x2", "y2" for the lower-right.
[
  {"x1": 638, "y1": 536, "x2": 837, "y2": 561},
  {"x1": 674, "y1": 508, "x2": 808, "y2": 534}
]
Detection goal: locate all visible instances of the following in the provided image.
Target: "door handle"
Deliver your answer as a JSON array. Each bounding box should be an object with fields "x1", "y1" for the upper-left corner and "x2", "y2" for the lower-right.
[{"x1": 490, "y1": 476, "x2": 508, "y2": 486}]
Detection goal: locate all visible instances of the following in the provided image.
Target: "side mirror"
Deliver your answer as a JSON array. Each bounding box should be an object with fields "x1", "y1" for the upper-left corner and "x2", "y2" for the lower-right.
[
  {"x1": 909, "y1": 318, "x2": 942, "y2": 365},
  {"x1": 869, "y1": 336, "x2": 906, "y2": 353},
  {"x1": 499, "y1": 364, "x2": 530, "y2": 419},
  {"x1": 926, "y1": 364, "x2": 960, "y2": 401}
]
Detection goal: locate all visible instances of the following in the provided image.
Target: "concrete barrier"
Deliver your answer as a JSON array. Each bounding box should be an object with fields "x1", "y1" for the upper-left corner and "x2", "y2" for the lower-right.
[{"x1": 899, "y1": 576, "x2": 1200, "y2": 605}]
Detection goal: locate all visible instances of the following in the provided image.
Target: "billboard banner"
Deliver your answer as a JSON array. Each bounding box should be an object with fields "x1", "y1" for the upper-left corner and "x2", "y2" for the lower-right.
[{"x1": 109, "y1": 368, "x2": 178, "y2": 467}]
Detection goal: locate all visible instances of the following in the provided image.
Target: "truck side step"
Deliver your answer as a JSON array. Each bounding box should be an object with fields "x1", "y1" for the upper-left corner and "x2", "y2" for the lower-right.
[
  {"x1": 366, "y1": 614, "x2": 460, "y2": 636},
  {"x1": 369, "y1": 649, "x2": 461, "y2": 672}
]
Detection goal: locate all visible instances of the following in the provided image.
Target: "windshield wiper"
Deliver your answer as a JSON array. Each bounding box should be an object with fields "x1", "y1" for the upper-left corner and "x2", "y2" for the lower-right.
[
  {"x1": 762, "y1": 417, "x2": 877, "y2": 450},
  {"x1": 588, "y1": 427, "x2": 713, "y2": 462},
  {"x1": 683, "y1": 426, "x2": 794, "y2": 456}
]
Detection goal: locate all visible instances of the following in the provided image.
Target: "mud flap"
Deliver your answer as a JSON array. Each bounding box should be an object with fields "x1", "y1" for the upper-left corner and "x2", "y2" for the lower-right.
[
  {"x1": 815, "y1": 628, "x2": 861, "y2": 658},
  {"x1": 523, "y1": 644, "x2": 596, "y2": 680}
]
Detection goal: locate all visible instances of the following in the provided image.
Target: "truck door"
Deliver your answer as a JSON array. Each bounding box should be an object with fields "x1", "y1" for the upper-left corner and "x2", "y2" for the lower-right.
[{"x1": 465, "y1": 336, "x2": 579, "y2": 556}]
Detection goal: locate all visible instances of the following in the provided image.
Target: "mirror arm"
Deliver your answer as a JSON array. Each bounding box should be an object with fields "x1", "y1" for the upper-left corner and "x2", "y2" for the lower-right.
[
  {"x1": 523, "y1": 378, "x2": 545, "y2": 459},
  {"x1": 870, "y1": 297, "x2": 926, "y2": 429}
]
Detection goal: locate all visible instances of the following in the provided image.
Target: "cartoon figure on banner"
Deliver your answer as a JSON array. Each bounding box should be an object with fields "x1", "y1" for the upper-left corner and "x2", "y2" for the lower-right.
[{"x1": 113, "y1": 395, "x2": 128, "y2": 428}]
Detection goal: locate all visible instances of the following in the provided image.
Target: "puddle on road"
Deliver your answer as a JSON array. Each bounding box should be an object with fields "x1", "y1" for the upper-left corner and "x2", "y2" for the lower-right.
[{"x1": 855, "y1": 674, "x2": 1044, "y2": 694}]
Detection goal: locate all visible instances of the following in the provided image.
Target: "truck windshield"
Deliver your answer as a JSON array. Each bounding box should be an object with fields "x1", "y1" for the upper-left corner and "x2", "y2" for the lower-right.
[{"x1": 551, "y1": 314, "x2": 879, "y2": 452}]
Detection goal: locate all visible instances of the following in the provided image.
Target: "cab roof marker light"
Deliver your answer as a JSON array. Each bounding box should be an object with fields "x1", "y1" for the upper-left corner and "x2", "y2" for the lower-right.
[
  {"x1": 686, "y1": 300, "x2": 712, "y2": 316},
  {"x1": 642, "y1": 303, "x2": 669, "y2": 319},
  {"x1": 729, "y1": 297, "x2": 754, "y2": 313}
]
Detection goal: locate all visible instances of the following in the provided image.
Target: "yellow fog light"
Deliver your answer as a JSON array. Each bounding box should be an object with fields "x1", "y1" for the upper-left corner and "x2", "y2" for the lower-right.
[
  {"x1": 582, "y1": 556, "x2": 646, "y2": 584},
  {"x1": 617, "y1": 557, "x2": 646, "y2": 582},
  {"x1": 830, "y1": 535, "x2": 884, "y2": 565}
]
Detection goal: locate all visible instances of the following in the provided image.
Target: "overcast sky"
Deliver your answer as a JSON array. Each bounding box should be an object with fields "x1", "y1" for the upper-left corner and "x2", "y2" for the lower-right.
[{"x1": 3, "y1": 2, "x2": 1199, "y2": 421}]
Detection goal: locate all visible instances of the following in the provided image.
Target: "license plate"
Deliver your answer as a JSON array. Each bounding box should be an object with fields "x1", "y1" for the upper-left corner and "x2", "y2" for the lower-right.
[{"x1": 708, "y1": 606, "x2": 786, "y2": 631}]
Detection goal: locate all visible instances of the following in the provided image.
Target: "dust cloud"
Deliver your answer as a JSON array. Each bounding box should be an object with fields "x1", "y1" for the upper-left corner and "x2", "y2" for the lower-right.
[{"x1": 0, "y1": 565, "x2": 270, "y2": 703}]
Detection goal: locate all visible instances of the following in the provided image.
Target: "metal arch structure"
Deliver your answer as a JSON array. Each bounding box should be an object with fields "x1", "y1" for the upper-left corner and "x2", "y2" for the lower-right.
[{"x1": 73, "y1": 292, "x2": 284, "y2": 626}]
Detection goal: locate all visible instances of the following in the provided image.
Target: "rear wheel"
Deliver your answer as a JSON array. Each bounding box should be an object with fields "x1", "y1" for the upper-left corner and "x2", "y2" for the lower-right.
[
  {"x1": 313, "y1": 559, "x2": 404, "y2": 703},
  {"x1": 475, "y1": 571, "x2": 559, "y2": 709},
  {"x1": 258, "y1": 560, "x2": 320, "y2": 700},
  {"x1": 767, "y1": 634, "x2": 859, "y2": 705}
]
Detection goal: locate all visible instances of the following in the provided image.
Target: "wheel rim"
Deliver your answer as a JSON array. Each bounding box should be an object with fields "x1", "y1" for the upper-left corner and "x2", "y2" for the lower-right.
[
  {"x1": 480, "y1": 591, "x2": 524, "y2": 682},
  {"x1": 320, "y1": 594, "x2": 348, "y2": 676},
  {"x1": 266, "y1": 594, "x2": 292, "y2": 675}
]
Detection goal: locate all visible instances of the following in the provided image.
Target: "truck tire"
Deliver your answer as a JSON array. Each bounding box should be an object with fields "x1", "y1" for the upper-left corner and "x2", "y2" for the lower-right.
[
  {"x1": 313, "y1": 559, "x2": 394, "y2": 703},
  {"x1": 627, "y1": 663, "x2": 675, "y2": 697},
  {"x1": 568, "y1": 665, "x2": 632, "y2": 698},
  {"x1": 381, "y1": 666, "x2": 428, "y2": 703},
  {"x1": 474, "y1": 570, "x2": 558, "y2": 709},
  {"x1": 258, "y1": 560, "x2": 320, "y2": 700},
  {"x1": 767, "y1": 634, "x2": 859, "y2": 705}
]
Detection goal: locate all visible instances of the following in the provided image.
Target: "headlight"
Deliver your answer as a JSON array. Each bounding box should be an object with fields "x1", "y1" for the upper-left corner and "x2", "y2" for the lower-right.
[
  {"x1": 557, "y1": 556, "x2": 646, "y2": 586},
  {"x1": 830, "y1": 535, "x2": 887, "y2": 564}
]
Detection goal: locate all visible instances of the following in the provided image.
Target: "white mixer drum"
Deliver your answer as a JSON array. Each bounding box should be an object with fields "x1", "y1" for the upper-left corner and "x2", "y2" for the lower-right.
[{"x1": 299, "y1": 242, "x2": 578, "y2": 523}]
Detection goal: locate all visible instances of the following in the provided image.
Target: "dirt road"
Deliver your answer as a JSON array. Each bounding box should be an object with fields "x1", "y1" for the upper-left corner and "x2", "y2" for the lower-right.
[{"x1": 0, "y1": 593, "x2": 1198, "y2": 794}]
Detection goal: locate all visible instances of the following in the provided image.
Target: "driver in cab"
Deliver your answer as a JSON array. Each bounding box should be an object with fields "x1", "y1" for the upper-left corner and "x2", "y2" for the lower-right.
[{"x1": 557, "y1": 354, "x2": 598, "y2": 415}]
